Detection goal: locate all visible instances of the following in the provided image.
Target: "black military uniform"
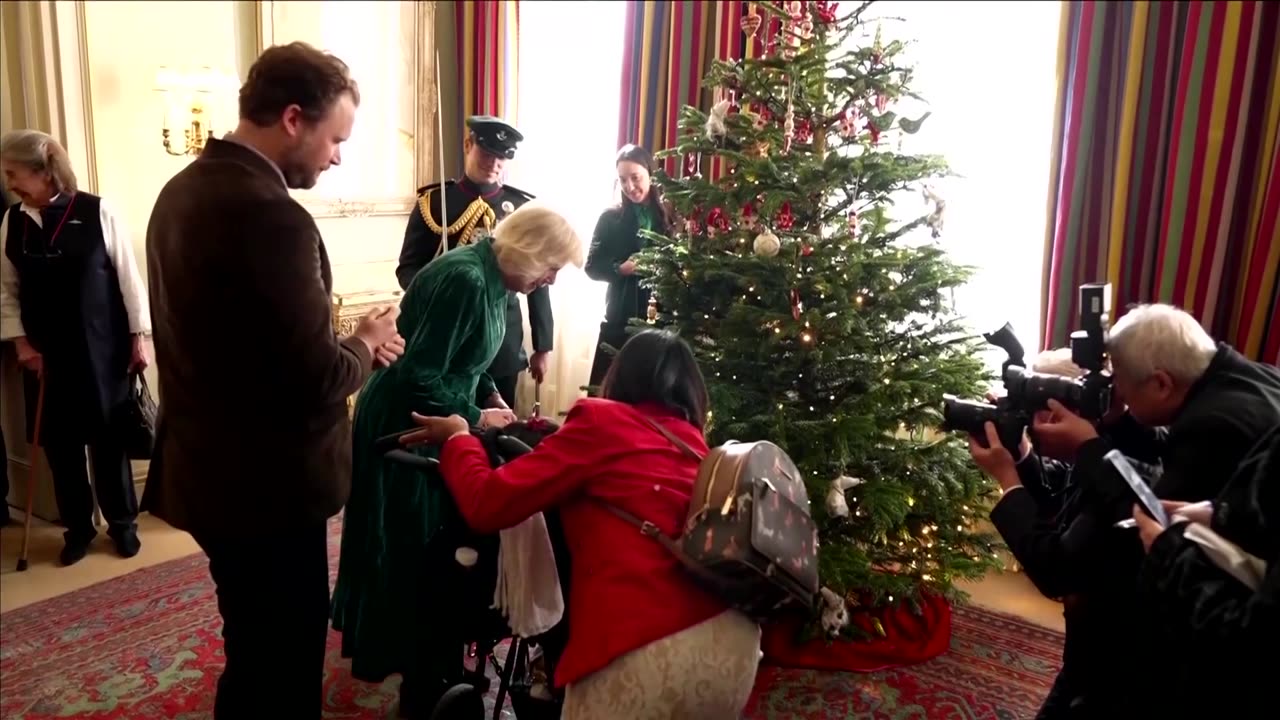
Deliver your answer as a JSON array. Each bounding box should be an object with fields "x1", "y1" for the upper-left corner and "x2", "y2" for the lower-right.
[{"x1": 395, "y1": 116, "x2": 553, "y2": 410}]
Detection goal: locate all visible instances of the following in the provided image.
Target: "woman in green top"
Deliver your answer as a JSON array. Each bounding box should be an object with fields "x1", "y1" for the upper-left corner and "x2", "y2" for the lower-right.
[
  {"x1": 331, "y1": 204, "x2": 583, "y2": 717},
  {"x1": 584, "y1": 144, "x2": 672, "y2": 386}
]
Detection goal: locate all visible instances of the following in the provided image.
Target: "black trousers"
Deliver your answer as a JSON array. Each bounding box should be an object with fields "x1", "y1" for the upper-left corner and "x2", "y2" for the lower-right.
[
  {"x1": 43, "y1": 434, "x2": 137, "y2": 545},
  {"x1": 194, "y1": 522, "x2": 331, "y2": 719},
  {"x1": 487, "y1": 373, "x2": 520, "y2": 411},
  {"x1": 589, "y1": 322, "x2": 630, "y2": 388}
]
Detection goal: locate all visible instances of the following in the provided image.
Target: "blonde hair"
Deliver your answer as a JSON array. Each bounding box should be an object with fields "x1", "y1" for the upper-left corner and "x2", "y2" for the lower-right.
[
  {"x1": 1031, "y1": 347, "x2": 1085, "y2": 379},
  {"x1": 1106, "y1": 303, "x2": 1217, "y2": 385},
  {"x1": 491, "y1": 204, "x2": 584, "y2": 283},
  {"x1": 0, "y1": 129, "x2": 78, "y2": 194}
]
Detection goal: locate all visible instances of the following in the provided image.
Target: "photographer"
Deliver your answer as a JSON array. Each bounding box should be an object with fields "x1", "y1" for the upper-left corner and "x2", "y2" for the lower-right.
[
  {"x1": 1129, "y1": 424, "x2": 1277, "y2": 719},
  {"x1": 1020, "y1": 304, "x2": 1280, "y2": 713},
  {"x1": 969, "y1": 350, "x2": 1162, "y2": 719},
  {"x1": 1033, "y1": 303, "x2": 1280, "y2": 507}
]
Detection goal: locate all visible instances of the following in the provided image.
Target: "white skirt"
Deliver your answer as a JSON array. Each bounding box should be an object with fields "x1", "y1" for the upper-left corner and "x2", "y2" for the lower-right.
[{"x1": 562, "y1": 609, "x2": 762, "y2": 720}]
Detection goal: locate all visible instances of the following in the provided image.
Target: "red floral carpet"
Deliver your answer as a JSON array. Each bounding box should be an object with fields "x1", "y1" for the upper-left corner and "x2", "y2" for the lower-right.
[{"x1": 1, "y1": 519, "x2": 1062, "y2": 719}]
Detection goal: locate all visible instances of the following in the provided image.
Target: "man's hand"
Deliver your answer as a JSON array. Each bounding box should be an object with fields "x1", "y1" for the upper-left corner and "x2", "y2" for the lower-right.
[
  {"x1": 967, "y1": 421, "x2": 1022, "y2": 493},
  {"x1": 529, "y1": 351, "x2": 550, "y2": 384},
  {"x1": 373, "y1": 334, "x2": 406, "y2": 368},
  {"x1": 486, "y1": 391, "x2": 510, "y2": 410},
  {"x1": 353, "y1": 305, "x2": 401, "y2": 358},
  {"x1": 618, "y1": 259, "x2": 637, "y2": 276},
  {"x1": 129, "y1": 334, "x2": 150, "y2": 373},
  {"x1": 1031, "y1": 399, "x2": 1099, "y2": 460},
  {"x1": 13, "y1": 336, "x2": 42, "y2": 378},
  {"x1": 400, "y1": 412, "x2": 470, "y2": 447},
  {"x1": 478, "y1": 408, "x2": 517, "y2": 430}
]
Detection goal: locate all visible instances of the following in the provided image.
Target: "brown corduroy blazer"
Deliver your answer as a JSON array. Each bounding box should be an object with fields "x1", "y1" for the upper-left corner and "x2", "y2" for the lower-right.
[{"x1": 142, "y1": 138, "x2": 372, "y2": 539}]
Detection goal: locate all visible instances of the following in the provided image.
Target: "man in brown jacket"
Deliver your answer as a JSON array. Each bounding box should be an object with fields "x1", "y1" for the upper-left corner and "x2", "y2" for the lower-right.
[{"x1": 144, "y1": 42, "x2": 403, "y2": 718}]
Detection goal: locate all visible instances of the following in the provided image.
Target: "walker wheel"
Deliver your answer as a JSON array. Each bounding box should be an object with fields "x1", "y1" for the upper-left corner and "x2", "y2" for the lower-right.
[{"x1": 428, "y1": 683, "x2": 485, "y2": 720}]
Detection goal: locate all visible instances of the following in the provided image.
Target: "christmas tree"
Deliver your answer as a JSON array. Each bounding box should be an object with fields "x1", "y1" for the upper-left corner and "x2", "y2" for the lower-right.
[{"x1": 634, "y1": 0, "x2": 1004, "y2": 632}]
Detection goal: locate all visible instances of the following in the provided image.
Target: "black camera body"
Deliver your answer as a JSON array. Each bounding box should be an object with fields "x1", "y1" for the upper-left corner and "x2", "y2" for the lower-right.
[{"x1": 942, "y1": 283, "x2": 1114, "y2": 450}]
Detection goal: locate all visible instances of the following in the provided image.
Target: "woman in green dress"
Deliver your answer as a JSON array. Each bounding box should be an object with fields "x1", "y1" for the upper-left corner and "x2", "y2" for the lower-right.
[
  {"x1": 331, "y1": 204, "x2": 583, "y2": 717},
  {"x1": 584, "y1": 144, "x2": 672, "y2": 386}
]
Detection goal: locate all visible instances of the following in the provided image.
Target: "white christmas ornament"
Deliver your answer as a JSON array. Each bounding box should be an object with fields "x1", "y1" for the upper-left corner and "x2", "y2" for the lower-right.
[
  {"x1": 753, "y1": 230, "x2": 780, "y2": 257},
  {"x1": 819, "y1": 586, "x2": 850, "y2": 636},
  {"x1": 825, "y1": 475, "x2": 865, "y2": 518},
  {"x1": 705, "y1": 98, "x2": 731, "y2": 141}
]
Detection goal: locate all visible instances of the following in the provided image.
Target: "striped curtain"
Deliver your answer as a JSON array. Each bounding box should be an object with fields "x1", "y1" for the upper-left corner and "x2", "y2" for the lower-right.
[
  {"x1": 452, "y1": 0, "x2": 520, "y2": 170},
  {"x1": 1041, "y1": 1, "x2": 1280, "y2": 364},
  {"x1": 617, "y1": 1, "x2": 766, "y2": 177}
]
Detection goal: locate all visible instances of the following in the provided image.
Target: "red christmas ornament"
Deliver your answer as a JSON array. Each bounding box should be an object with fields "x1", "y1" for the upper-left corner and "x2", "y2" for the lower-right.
[
  {"x1": 795, "y1": 118, "x2": 813, "y2": 144},
  {"x1": 790, "y1": 288, "x2": 804, "y2": 320},
  {"x1": 801, "y1": 243, "x2": 814, "y2": 256},
  {"x1": 839, "y1": 108, "x2": 859, "y2": 138},
  {"x1": 684, "y1": 207, "x2": 703, "y2": 236},
  {"x1": 776, "y1": 202, "x2": 795, "y2": 231},
  {"x1": 705, "y1": 207, "x2": 731, "y2": 237},
  {"x1": 815, "y1": 0, "x2": 839, "y2": 23},
  {"x1": 740, "y1": 202, "x2": 758, "y2": 230}
]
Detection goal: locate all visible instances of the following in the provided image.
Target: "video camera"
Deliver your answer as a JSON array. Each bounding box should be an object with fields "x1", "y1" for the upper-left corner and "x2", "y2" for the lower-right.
[{"x1": 941, "y1": 283, "x2": 1115, "y2": 451}]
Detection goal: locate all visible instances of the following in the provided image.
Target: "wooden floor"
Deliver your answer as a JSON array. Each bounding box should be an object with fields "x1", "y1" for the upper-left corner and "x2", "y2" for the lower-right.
[{"x1": 0, "y1": 506, "x2": 1065, "y2": 633}]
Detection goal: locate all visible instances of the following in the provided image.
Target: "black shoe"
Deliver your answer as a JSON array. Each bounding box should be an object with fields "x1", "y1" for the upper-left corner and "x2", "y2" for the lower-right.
[
  {"x1": 111, "y1": 529, "x2": 142, "y2": 558},
  {"x1": 60, "y1": 541, "x2": 90, "y2": 566}
]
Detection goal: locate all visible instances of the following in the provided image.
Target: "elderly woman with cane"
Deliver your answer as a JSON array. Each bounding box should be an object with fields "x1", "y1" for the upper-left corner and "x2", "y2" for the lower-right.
[{"x1": 0, "y1": 129, "x2": 151, "y2": 567}]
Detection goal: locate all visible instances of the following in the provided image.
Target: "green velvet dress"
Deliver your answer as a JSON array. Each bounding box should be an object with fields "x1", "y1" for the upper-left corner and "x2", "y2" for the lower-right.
[{"x1": 331, "y1": 239, "x2": 508, "y2": 683}]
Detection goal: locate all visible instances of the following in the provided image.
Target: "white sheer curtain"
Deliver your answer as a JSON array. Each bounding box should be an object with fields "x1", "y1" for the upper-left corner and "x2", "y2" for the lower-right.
[
  {"x1": 509, "y1": 0, "x2": 626, "y2": 418},
  {"x1": 855, "y1": 1, "x2": 1062, "y2": 375}
]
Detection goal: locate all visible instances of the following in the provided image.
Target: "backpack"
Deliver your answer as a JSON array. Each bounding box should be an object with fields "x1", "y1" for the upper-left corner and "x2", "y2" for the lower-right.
[{"x1": 599, "y1": 418, "x2": 821, "y2": 620}]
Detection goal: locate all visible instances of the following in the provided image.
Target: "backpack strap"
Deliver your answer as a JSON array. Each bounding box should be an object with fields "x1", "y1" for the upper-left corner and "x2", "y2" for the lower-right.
[
  {"x1": 594, "y1": 499, "x2": 741, "y2": 596},
  {"x1": 644, "y1": 417, "x2": 705, "y2": 461},
  {"x1": 589, "y1": 415, "x2": 741, "y2": 596}
]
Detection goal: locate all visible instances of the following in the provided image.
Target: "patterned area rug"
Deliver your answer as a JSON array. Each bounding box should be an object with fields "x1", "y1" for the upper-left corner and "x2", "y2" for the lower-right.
[{"x1": 0, "y1": 519, "x2": 1062, "y2": 719}]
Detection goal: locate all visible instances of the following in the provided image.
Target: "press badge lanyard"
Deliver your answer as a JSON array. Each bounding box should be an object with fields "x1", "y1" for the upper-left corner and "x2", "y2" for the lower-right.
[{"x1": 21, "y1": 193, "x2": 78, "y2": 254}]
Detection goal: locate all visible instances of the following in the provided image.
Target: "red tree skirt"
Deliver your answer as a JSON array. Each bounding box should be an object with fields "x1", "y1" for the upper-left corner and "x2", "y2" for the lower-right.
[{"x1": 761, "y1": 593, "x2": 952, "y2": 672}]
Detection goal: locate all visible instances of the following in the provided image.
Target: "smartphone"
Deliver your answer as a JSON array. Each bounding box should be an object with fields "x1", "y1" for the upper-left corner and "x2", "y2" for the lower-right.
[{"x1": 1104, "y1": 449, "x2": 1168, "y2": 526}]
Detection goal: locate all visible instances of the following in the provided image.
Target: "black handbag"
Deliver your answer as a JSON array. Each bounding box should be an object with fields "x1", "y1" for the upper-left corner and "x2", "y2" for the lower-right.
[{"x1": 122, "y1": 372, "x2": 157, "y2": 460}]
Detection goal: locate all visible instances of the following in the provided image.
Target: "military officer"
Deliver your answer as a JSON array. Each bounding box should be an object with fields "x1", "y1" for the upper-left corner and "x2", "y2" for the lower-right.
[{"x1": 396, "y1": 115, "x2": 553, "y2": 410}]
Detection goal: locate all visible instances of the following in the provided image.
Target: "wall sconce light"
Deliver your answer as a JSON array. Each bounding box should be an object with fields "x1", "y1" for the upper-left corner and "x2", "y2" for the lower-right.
[{"x1": 155, "y1": 66, "x2": 234, "y2": 157}]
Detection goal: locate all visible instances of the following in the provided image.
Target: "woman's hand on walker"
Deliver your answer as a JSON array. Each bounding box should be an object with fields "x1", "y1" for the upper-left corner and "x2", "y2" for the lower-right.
[
  {"x1": 401, "y1": 413, "x2": 470, "y2": 447},
  {"x1": 479, "y1": 408, "x2": 518, "y2": 429}
]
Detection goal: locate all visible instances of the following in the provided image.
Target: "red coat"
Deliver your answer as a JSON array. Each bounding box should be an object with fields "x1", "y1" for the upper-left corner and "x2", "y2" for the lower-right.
[{"x1": 438, "y1": 397, "x2": 727, "y2": 687}]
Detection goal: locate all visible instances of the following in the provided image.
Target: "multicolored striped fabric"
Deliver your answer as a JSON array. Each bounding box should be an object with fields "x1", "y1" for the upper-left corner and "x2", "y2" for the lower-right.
[
  {"x1": 617, "y1": 1, "x2": 762, "y2": 176},
  {"x1": 1042, "y1": 1, "x2": 1280, "y2": 364},
  {"x1": 453, "y1": 0, "x2": 520, "y2": 168}
]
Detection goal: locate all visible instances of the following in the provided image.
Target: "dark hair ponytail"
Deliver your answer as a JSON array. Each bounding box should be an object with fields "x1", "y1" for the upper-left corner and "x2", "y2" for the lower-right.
[{"x1": 615, "y1": 143, "x2": 673, "y2": 233}]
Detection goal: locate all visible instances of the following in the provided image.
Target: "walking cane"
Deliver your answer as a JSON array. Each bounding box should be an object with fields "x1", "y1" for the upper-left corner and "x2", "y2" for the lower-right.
[{"x1": 16, "y1": 372, "x2": 46, "y2": 572}]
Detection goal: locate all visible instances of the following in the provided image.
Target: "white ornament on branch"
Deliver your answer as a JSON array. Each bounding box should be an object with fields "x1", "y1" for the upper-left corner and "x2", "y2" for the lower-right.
[
  {"x1": 819, "y1": 586, "x2": 850, "y2": 636},
  {"x1": 825, "y1": 475, "x2": 865, "y2": 518},
  {"x1": 705, "y1": 97, "x2": 731, "y2": 141},
  {"x1": 921, "y1": 184, "x2": 946, "y2": 239},
  {"x1": 752, "y1": 230, "x2": 780, "y2": 257}
]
